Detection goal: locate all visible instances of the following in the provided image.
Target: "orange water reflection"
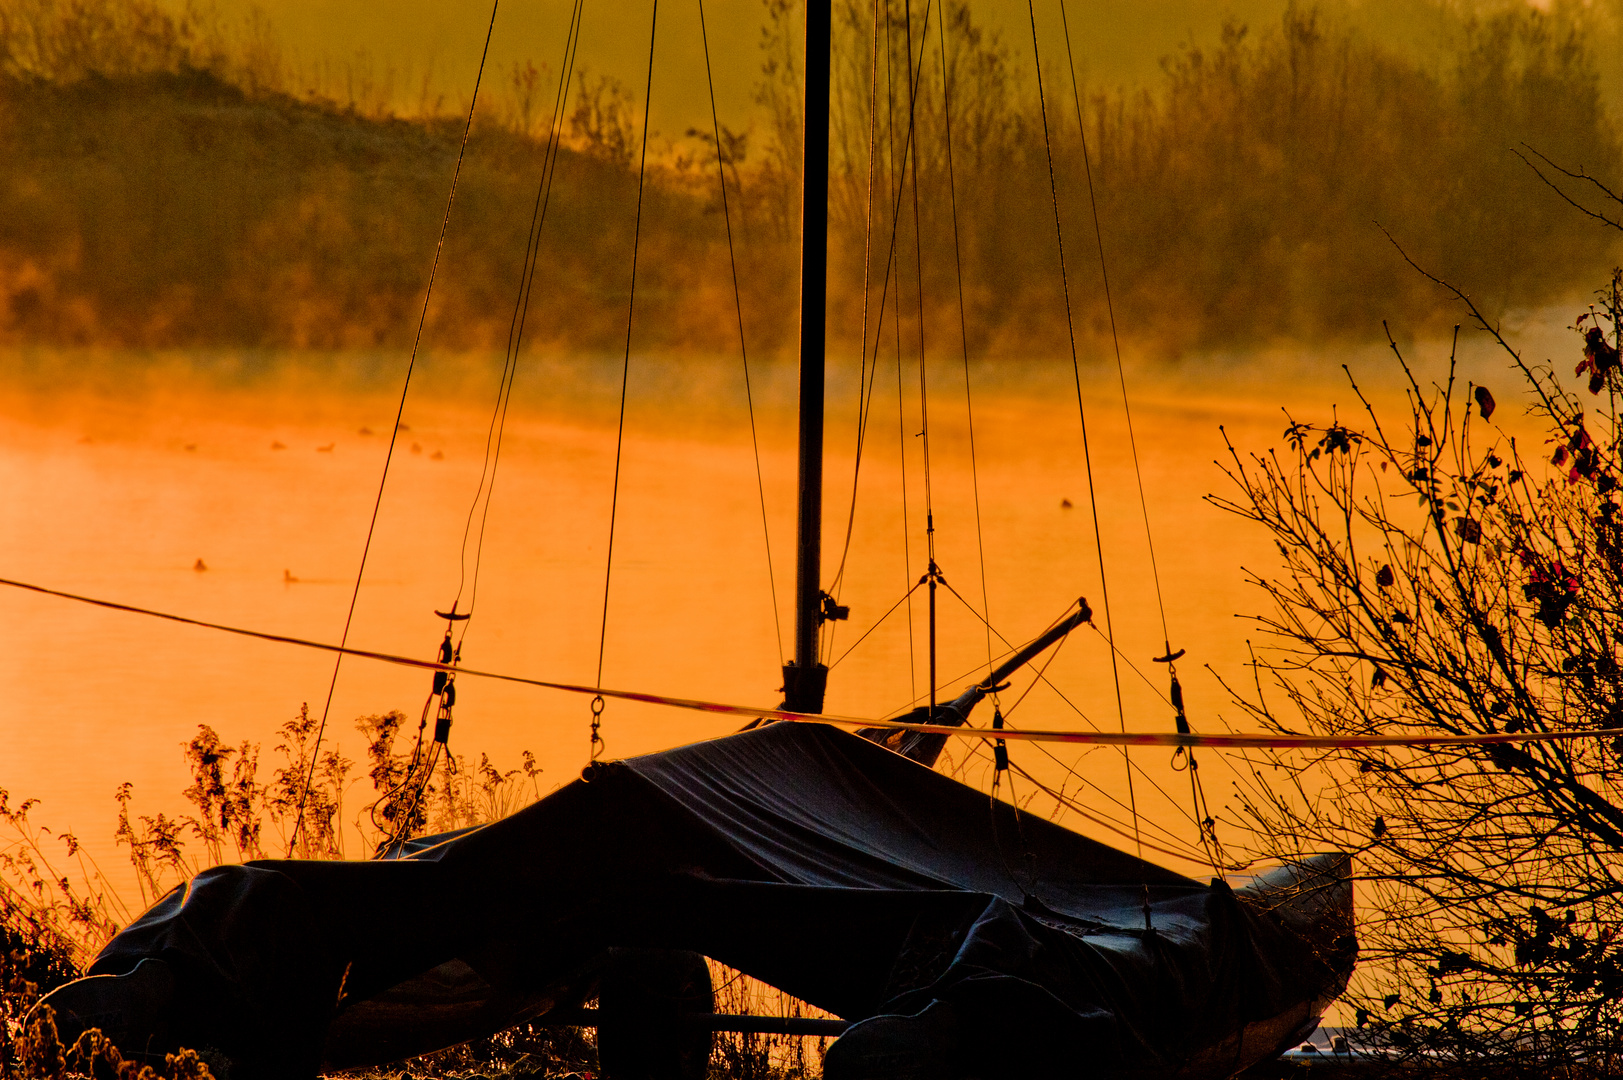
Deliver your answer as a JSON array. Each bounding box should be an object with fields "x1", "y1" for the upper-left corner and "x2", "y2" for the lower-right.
[{"x1": 0, "y1": 330, "x2": 1566, "y2": 902}]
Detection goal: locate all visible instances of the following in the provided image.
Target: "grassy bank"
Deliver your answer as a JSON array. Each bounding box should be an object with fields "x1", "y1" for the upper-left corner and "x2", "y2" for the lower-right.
[{"x1": 0, "y1": 0, "x2": 1618, "y2": 358}]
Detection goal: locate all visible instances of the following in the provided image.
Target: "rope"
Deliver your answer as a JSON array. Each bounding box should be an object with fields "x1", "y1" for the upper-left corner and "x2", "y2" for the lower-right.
[
  {"x1": 699, "y1": 0, "x2": 784, "y2": 667},
  {"x1": 10, "y1": 575, "x2": 1623, "y2": 751},
  {"x1": 1026, "y1": 0, "x2": 1145, "y2": 900},
  {"x1": 289, "y1": 0, "x2": 500, "y2": 857},
  {"x1": 593, "y1": 0, "x2": 659, "y2": 762}
]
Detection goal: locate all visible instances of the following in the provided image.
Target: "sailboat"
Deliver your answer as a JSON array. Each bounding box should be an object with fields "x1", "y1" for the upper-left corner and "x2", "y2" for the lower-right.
[{"x1": 30, "y1": 2, "x2": 1354, "y2": 1077}]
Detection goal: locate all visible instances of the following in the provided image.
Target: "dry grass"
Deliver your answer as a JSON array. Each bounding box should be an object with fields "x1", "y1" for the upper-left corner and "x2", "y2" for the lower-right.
[{"x1": 0, "y1": 707, "x2": 828, "y2": 1079}]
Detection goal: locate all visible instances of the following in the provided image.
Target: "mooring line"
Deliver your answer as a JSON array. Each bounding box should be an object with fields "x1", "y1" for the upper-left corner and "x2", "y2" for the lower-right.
[{"x1": 6, "y1": 575, "x2": 1617, "y2": 751}]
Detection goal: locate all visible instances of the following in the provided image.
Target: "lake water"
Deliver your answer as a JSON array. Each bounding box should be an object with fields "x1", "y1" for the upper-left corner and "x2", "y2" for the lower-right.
[{"x1": 0, "y1": 316, "x2": 1573, "y2": 912}]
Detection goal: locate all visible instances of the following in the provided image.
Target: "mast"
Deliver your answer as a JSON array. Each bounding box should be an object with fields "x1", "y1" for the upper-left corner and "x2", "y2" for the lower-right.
[{"x1": 783, "y1": 0, "x2": 832, "y2": 714}]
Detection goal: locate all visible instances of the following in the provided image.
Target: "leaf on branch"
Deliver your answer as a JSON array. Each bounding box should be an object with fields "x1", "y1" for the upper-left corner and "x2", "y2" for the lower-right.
[
  {"x1": 1376, "y1": 564, "x2": 1395, "y2": 588},
  {"x1": 1371, "y1": 667, "x2": 1387, "y2": 689},
  {"x1": 1373, "y1": 816, "x2": 1387, "y2": 839},
  {"x1": 1475, "y1": 385, "x2": 1497, "y2": 419},
  {"x1": 1454, "y1": 517, "x2": 1482, "y2": 543},
  {"x1": 1579, "y1": 326, "x2": 1620, "y2": 394}
]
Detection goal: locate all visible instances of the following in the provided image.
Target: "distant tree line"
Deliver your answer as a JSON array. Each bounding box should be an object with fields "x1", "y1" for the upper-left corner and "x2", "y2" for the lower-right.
[{"x1": 0, "y1": 0, "x2": 1616, "y2": 358}]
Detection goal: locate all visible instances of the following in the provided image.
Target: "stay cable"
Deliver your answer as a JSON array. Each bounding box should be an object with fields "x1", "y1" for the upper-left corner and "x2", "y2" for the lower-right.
[{"x1": 289, "y1": 0, "x2": 500, "y2": 857}]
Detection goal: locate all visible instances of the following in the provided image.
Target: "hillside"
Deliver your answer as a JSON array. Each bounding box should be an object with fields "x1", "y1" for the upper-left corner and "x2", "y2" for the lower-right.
[{"x1": 0, "y1": 1, "x2": 1618, "y2": 358}]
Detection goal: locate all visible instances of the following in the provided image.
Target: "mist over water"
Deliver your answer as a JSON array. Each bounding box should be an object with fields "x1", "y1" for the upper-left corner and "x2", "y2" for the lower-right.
[
  {"x1": 0, "y1": 309, "x2": 1579, "y2": 900},
  {"x1": 2, "y1": 0, "x2": 1618, "y2": 360}
]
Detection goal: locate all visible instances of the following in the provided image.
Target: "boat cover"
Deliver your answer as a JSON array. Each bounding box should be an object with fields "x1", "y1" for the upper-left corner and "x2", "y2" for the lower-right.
[{"x1": 85, "y1": 722, "x2": 1350, "y2": 1078}]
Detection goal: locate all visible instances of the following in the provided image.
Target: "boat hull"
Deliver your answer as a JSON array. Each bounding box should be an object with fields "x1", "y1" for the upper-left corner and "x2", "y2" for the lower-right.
[{"x1": 36, "y1": 724, "x2": 1353, "y2": 1079}]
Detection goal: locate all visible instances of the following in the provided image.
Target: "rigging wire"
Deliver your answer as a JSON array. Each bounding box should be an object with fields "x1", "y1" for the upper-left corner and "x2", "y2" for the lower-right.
[
  {"x1": 935, "y1": 4, "x2": 994, "y2": 686},
  {"x1": 1055, "y1": 0, "x2": 1220, "y2": 872},
  {"x1": 699, "y1": 0, "x2": 784, "y2": 667},
  {"x1": 824, "y1": 0, "x2": 936, "y2": 630},
  {"x1": 964, "y1": 733, "x2": 1210, "y2": 868},
  {"x1": 370, "y1": 691, "x2": 437, "y2": 844},
  {"x1": 901, "y1": 0, "x2": 941, "y2": 717},
  {"x1": 453, "y1": 0, "x2": 585, "y2": 636},
  {"x1": 1024, "y1": 0, "x2": 1146, "y2": 911},
  {"x1": 871, "y1": 598, "x2": 1210, "y2": 852},
  {"x1": 592, "y1": 0, "x2": 661, "y2": 764},
  {"x1": 886, "y1": 6, "x2": 919, "y2": 702},
  {"x1": 935, "y1": 578, "x2": 1198, "y2": 822},
  {"x1": 827, "y1": 0, "x2": 883, "y2": 670},
  {"x1": 897, "y1": 294, "x2": 918, "y2": 698},
  {"x1": 828, "y1": 579, "x2": 927, "y2": 670},
  {"x1": 865, "y1": 581, "x2": 1214, "y2": 853},
  {"x1": 1007, "y1": 757, "x2": 1211, "y2": 864},
  {"x1": 371, "y1": 3, "x2": 584, "y2": 850},
  {"x1": 289, "y1": 0, "x2": 500, "y2": 857},
  {"x1": 1054, "y1": 0, "x2": 1169, "y2": 658},
  {"x1": 395, "y1": 740, "x2": 445, "y2": 849},
  {"x1": 851, "y1": 0, "x2": 881, "y2": 617}
]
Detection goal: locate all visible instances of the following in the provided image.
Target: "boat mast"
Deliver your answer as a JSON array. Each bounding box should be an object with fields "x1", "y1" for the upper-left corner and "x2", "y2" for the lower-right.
[{"x1": 784, "y1": 0, "x2": 832, "y2": 714}]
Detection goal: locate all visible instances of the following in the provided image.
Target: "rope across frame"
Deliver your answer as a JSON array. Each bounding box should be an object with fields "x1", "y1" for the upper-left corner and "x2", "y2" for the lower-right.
[{"x1": 6, "y1": 574, "x2": 1619, "y2": 753}]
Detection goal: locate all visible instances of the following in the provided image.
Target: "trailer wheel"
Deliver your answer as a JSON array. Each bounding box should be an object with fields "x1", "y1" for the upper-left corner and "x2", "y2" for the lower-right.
[{"x1": 596, "y1": 948, "x2": 714, "y2": 1080}]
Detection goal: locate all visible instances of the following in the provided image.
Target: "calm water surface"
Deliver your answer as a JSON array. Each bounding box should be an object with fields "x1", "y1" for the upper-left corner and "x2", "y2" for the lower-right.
[{"x1": 0, "y1": 327, "x2": 1566, "y2": 900}]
